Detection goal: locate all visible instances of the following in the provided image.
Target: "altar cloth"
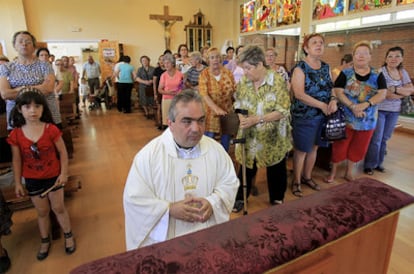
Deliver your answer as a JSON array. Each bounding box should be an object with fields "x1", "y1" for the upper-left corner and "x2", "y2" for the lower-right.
[{"x1": 71, "y1": 178, "x2": 414, "y2": 274}]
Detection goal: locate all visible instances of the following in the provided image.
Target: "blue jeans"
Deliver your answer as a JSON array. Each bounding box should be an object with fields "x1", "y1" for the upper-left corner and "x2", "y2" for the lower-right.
[
  {"x1": 204, "y1": 131, "x2": 231, "y2": 152},
  {"x1": 364, "y1": 111, "x2": 400, "y2": 169}
]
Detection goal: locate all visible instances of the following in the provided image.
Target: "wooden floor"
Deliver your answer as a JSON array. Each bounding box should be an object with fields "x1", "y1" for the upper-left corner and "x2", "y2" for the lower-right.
[{"x1": 3, "y1": 104, "x2": 414, "y2": 274}]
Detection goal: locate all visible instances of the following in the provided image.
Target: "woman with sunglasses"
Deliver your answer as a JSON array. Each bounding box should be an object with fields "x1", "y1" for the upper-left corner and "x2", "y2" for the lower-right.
[{"x1": 7, "y1": 88, "x2": 76, "y2": 261}]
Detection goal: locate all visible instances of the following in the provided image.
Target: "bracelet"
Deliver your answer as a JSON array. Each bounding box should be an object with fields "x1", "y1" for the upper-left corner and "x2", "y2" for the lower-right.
[
  {"x1": 349, "y1": 103, "x2": 355, "y2": 110},
  {"x1": 330, "y1": 96, "x2": 337, "y2": 101},
  {"x1": 367, "y1": 100, "x2": 373, "y2": 107}
]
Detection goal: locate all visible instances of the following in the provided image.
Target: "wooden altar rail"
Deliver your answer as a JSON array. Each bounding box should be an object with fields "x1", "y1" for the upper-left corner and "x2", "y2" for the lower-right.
[{"x1": 71, "y1": 178, "x2": 414, "y2": 274}]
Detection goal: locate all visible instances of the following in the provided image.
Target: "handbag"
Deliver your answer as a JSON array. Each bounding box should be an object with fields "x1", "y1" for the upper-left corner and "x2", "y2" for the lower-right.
[
  {"x1": 321, "y1": 107, "x2": 346, "y2": 141},
  {"x1": 400, "y1": 96, "x2": 414, "y2": 115}
]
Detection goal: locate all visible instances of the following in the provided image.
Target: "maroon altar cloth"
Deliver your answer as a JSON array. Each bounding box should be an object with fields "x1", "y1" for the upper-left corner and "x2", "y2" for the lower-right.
[{"x1": 71, "y1": 178, "x2": 414, "y2": 274}]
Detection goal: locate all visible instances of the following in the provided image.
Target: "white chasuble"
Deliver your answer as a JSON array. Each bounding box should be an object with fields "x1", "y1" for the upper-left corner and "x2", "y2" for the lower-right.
[{"x1": 123, "y1": 129, "x2": 239, "y2": 250}]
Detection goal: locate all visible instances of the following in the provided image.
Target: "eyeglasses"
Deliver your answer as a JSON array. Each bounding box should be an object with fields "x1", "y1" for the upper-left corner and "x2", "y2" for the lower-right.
[{"x1": 30, "y1": 142, "x2": 40, "y2": 159}]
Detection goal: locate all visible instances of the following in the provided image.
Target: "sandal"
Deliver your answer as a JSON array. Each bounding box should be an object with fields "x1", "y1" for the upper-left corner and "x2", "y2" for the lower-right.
[
  {"x1": 291, "y1": 182, "x2": 303, "y2": 197},
  {"x1": 324, "y1": 177, "x2": 335, "y2": 184},
  {"x1": 301, "y1": 177, "x2": 321, "y2": 191},
  {"x1": 37, "y1": 236, "x2": 51, "y2": 261},
  {"x1": 64, "y1": 231, "x2": 76, "y2": 255}
]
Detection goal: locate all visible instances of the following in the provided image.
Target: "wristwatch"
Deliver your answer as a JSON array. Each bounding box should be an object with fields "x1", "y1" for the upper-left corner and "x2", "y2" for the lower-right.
[{"x1": 259, "y1": 116, "x2": 264, "y2": 124}]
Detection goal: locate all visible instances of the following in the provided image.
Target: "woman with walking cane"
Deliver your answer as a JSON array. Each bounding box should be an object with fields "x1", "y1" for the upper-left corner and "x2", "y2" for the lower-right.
[{"x1": 232, "y1": 45, "x2": 292, "y2": 213}]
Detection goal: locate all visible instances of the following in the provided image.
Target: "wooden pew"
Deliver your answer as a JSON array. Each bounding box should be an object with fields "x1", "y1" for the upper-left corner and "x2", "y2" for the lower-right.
[{"x1": 1, "y1": 175, "x2": 82, "y2": 211}]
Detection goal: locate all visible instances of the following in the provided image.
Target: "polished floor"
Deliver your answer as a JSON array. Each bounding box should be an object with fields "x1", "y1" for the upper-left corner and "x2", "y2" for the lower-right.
[{"x1": 2, "y1": 104, "x2": 414, "y2": 274}]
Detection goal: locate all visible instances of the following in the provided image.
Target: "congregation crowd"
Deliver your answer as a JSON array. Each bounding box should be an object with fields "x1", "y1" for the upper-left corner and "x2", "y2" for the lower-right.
[{"x1": 1, "y1": 29, "x2": 414, "y2": 272}]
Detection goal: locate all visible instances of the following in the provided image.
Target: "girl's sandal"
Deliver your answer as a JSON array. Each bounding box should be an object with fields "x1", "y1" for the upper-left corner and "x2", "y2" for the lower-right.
[
  {"x1": 301, "y1": 177, "x2": 321, "y2": 191},
  {"x1": 291, "y1": 182, "x2": 303, "y2": 197},
  {"x1": 64, "y1": 231, "x2": 76, "y2": 255}
]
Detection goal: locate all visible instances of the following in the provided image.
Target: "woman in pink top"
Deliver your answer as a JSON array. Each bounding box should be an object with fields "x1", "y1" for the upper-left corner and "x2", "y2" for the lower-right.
[{"x1": 158, "y1": 53, "x2": 184, "y2": 129}]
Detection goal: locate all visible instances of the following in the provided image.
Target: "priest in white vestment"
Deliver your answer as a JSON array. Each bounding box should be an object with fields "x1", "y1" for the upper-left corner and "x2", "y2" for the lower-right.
[{"x1": 123, "y1": 90, "x2": 239, "y2": 250}]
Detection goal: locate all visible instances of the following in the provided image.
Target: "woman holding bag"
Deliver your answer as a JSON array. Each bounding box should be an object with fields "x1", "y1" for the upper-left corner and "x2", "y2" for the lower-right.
[
  {"x1": 290, "y1": 33, "x2": 337, "y2": 197},
  {"x1": 364, "y1": 46, "x2": 414, "y2": 175},
  {"x1": 326, "y1": 41, "x2": 387, "y2": 183}
]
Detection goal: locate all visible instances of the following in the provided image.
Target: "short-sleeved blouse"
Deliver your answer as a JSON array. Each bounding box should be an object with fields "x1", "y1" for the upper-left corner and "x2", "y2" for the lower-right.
[
  {"x1": 233, "y1": 70, "x2": 292, "y2": 169},
  {"x1": 291, "y1": 60, "x2": 333, "y2": 120},
  {"x1": 0, "y1": 60, "x2": 59, "y2": 127},
  {"x1": 335, "y1": 68, "x2": 387, "y2": 131},
  {"x1": 7, "y1": 123, "x2": 62, "y2": 179},
  {"x1": 378, "y1": 66, "x2": 412, "y2": 112},
  {"x1": 198, "y1": 67, "x2": 235, "y2": 133}
]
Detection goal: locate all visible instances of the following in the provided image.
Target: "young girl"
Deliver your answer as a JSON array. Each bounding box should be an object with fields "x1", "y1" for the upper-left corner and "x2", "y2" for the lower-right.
[
  {"x1": 7, "y1": 88, "x2": 76, "y2": 260},
  {"x1": 79, "y1": 77, "x2": 90, "y2": 107}
]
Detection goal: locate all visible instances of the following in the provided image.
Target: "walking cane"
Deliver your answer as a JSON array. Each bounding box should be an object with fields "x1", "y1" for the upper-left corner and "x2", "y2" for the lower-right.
[{"x1": 233, "y1": 108, "x2": 248, "y2": 215}]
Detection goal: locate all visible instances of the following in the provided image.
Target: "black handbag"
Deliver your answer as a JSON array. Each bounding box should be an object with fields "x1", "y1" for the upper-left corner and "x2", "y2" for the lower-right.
[
  {"x1": 321, "y1": 107, "x2": 346, "y2": 141},
  {"x1": 400, "y1": 96, "x2": 414, "y2": 115}
]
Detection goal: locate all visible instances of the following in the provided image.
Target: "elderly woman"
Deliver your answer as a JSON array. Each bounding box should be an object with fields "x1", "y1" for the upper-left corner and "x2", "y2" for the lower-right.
[
  {"x1": 198, "y1": 47, "x2": 236, "y2": 151},
  {"x1": 290, "y1": 33, "x2": 337, "y2": 197},
  {"x1": 364, "y1": 47, "x2": 413, "y2": 175},
  {"x1": 0, "y1": 31, "x2": 58, "y2": 129},
  {"x1": 158, "y1": 53, "x2": 184, "y2": 129},
  {"x1": 326, "y1": 41, "x2": 387, "y2": 183},
  {"x1": 232, "y1": 45, "x2": 292, "y2": 212},
  {"x1": 185, "y1": 51, "x2": 206, "y2": 91},
  {"x1": 265, "y1": 47, "x2": 290, "y2": 84},
  {"x1": 135, "y1": 55, "x2": 155, "y2": 118}
]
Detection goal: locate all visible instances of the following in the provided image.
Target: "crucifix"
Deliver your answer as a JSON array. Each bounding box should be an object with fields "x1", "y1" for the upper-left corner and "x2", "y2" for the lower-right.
[{"x1": 149, "y1": 5, "x2": 183, "y2": 50}]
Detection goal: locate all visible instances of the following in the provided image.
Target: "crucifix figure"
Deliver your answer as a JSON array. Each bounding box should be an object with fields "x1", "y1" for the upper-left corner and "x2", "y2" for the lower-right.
[{"x1": 150, "y1": 5, "x2": 183, "y2": 50}]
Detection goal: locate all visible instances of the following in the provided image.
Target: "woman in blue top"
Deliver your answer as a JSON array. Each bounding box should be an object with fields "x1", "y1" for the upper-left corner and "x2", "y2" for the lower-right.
[
  {"x1": 364, "y1": 47, "x2": 414, "y2": 175},
  {"x1": 115, "y1": 55, "x2": 135, "y2": 113},
  {"x1": 290, "y1": 33, "x2": 337, "y2": 197},
  {"x1": 326, "y1": 41, "x2": 387, "y2": 183}
]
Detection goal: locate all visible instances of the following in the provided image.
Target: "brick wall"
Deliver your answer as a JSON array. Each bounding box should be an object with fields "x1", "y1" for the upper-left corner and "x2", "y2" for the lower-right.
[{"x1": 240, "y1": 23, "x2": 414, "y2": 78}]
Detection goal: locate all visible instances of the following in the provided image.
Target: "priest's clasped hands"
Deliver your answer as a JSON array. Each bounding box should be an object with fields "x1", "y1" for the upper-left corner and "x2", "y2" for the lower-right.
[{"x1": 169, "y1": 197, "x2": 213, "y2": 223}]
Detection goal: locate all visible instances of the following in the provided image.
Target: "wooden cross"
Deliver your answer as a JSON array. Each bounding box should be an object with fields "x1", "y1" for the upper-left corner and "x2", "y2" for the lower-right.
[{"x1": 149, "y1": 6, "x2": 183, "y2": 50}]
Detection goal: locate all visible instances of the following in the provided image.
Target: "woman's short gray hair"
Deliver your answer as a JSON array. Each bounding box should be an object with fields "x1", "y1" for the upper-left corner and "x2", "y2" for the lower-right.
[
  {"x1": 189, "y1": 51, "x2": 202, "y2": 63},
  {"x1": 162, "y1": 53, "x2": 175, "y2": 66},
  {"x1": 238, "y1": 45, "x2": 267, "y2": 68}
]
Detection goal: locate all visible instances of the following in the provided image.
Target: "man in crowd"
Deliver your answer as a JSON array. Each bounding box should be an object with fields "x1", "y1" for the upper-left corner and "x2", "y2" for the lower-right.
[{"x1": 82, "y1": 55, "x2": 101, "y2": 95}]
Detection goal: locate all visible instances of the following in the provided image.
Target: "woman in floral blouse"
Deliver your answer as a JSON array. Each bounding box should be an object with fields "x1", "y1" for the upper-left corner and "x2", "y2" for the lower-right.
[
  {"x1": 198, "y1": 47, "x2": 236, "y2": 151},
  {"x1": 232, "y1": 45, "x2": 292, "y2": 213}
]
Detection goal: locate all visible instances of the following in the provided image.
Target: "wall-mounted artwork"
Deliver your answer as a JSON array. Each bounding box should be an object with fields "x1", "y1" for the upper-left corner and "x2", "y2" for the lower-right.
[
  {"x1": 255, "y1": 0, "x2": 277, "y2": 30},
  {"x1": 348, "y1": 0, "x2": 392, "y2": 13},
  {"x1": 397, "y1": 0, "x2": 414, "y2": 6},
  {"x1": 241, "y1": 0, "x2": 301, "y2": 33},
  {"x1": 313, "y1": 0, "x2": 345, "y2": 20},
  {"x1": 277, "y1": 0, "x2": 301, "y2": 26},
  {"x1": 241, "y1": 1, "x2": 256, "y2": 33}
]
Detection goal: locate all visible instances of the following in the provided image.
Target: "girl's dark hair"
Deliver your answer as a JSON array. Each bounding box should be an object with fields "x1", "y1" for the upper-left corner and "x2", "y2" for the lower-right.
[
  {"x1": 36, "y1": 47, "x2": 50, "y2": 57},
  {"x1": 384, "y1": 46, "x2": 404, "y2": 69},
  {"x1": 9, "y1": 88, "x2": 54, "y2": 127}
]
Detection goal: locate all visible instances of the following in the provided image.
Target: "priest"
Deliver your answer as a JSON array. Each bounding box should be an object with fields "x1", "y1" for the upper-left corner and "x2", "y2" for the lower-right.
[{"x1": 123, "y1": 90, "x2": 239, "y2": 250}]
